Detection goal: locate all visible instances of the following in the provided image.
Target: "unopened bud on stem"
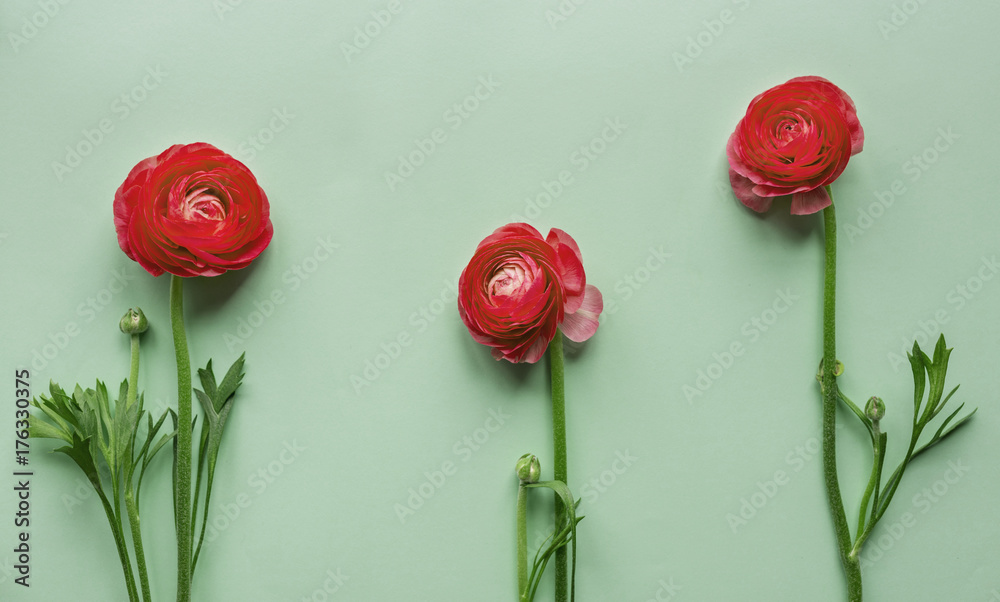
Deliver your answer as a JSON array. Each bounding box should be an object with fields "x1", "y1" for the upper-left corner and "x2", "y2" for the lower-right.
[
  {"x1": 516, "y1": 453, "x2": 541, "y2": 484},
  {"x1": 865, "y1": 396, "x2": 885, "y2": 423},
  {"x1": 120, "y1": 307, "x2": 148, "y2": 335}
]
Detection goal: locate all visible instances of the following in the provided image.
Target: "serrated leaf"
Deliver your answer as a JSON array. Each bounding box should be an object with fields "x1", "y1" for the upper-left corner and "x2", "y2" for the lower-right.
[
  {"x1": 36, "y1": 383, "x2": 78, "y2": 431},
  {"x1": 114, "y1": 380, "x2": 138, "y2": 466},
  {"x1": 214, "y1": 354, "x2": 245, "y2": 413},
  {"x1": 874, "y1": 342, "x2": 975, "y2": 524},
  {"x1": 922, "y1": 337, "x2": 952, "y2": 421},
  {"x1": 29, "y1": 419, "x2": 71, "y2": 443},
  {"x1": 932, "y1": 334, "x2": 948, "y2": 366},
  {"x1": 87, "y1": 383, "x2": 116, "y2": 475},
  {"x1": 136, "y1": 410, "x2": 174, "y2": 501},
  {"x1": 198, "y1": 360, "x2": 218, "y2": 402},
  {"x1": 194, "y1": 388, "x2": 217, "y2": 424},
  {"x1": 54, "y1": 433, "x2": 103, "y2": 491},
  {"x1": 190, "y1": 354, "x2": 247, "y2": 576}
]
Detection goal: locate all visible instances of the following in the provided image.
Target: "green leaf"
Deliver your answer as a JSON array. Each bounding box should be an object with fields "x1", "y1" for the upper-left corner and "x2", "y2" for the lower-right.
[
  {"x1": 525, "y1": 480, "x2": 581, "y2": 602},
  {"x1": 913, "y1": 405, "x2": 977, "y2": 457},
  {"x1": 87, "y1": 383, "x2": 116, "y2": 477},
  {"x1": 46, "y1": 382, "x2": 80, "y2": 427},
  {"x1": 33, "y1": 382, "x2": 78, "y2": 433},
  {"x1": 214, "y1": 354, "x2": 245, "y2": 414},
  {"x1": 194, "y1": 389, "x2": 214, "y2": 421},
  {"x1": 53, "y1": 433, "x2": 104, "y2": 492},
  {"x1": 198, "y1": 360, "x2": 218, "y2": 404},
  {"x1": 907, "y1": 345, "x2": 926, "y2": 423},
  {"x1": 190, "y1": 354, "x2": 246, "y2": 576},
  {"x1": 136, "y1": 410, "x2": 174, "y2": 502},
  {"x1": 114, "y1": 380, "x2": 139, "y2": 469},
  {"x1": 874, "y1": 338, "x2": 975, "y2": 523},
  {"x1": 28, "y1": 419, "x2": 71, "y2": 443},
  {"x1": 921, "y1": 336, "x2": 952, "y2": 422}
]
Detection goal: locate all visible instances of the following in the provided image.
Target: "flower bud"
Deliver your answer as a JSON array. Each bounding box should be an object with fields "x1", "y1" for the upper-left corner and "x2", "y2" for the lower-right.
[
  {"x1": 120, "y1": 307, "x2": 149, "y2": 335},
  {"x1": 516, "y1": 453, "x2": 541, "y2": 484},
  {"x1": 865, "y1": 396, "x2": 885, "y2": 422}
]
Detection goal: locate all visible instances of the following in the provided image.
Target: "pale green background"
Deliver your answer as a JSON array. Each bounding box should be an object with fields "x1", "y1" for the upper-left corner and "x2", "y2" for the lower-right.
[{"x1": 1, "y1": 0, "x2": 998, "y2": 600}]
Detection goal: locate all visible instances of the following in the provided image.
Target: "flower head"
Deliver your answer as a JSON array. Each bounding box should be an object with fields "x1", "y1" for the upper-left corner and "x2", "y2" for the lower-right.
[
  {"x1": 114, "y1": 143, "x2": 273, "y2": 277},
  {"x1": 458, "y1": 223, "x2": 602, "y2": 364},
  {"x1": 727, "y1": 76, "x2": 864, "y2": 215}
]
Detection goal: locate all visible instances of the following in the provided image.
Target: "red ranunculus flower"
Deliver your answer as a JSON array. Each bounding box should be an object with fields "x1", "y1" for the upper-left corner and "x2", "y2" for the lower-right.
[
  {"x1": 458, "y1": 223, "x2": 602, "y2": 364},
  {"x1": 727, "y1": 76, "x2": 864, "y2": 215},
  {"x1": 113, "y1": 143, "x2": 273, "y2": 277}
]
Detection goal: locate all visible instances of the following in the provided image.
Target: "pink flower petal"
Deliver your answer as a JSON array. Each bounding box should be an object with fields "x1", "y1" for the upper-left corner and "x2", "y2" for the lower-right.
[
  {"x1": 545, "y1": 228, "x2": 582, "y2": 262},
  {"x1": 478, "y1": 223, "x2": 543, "y2": 250},
  {"x1": 546, "y1": 228, "x2": 586, "y2": 312},
  {"x1": 520, "y1": 336, "x2": 551, "y2": 364},
  {"x1": 561, "y1": 285, "x2": 603, "y2": 343},
  {"x1": 790, "y1": 186, "x2": 832, "y2": 215},
  {"x1": 728, "y1": 170, "x2": 773, "y2": 213}
]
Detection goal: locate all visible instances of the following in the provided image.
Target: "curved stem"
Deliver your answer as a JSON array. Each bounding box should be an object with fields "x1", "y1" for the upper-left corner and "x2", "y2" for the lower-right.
[
  {"x1": 855, "y1": 425, "x2": 881, "y2": 541},
  {"x1": 549, "y1": 332, "x2": 568, "y2": 602},
  {"x1": 821, "y1": 201, "x2": 863, "y2": 601},
  {"x1": 517, "y1": 484, "x2": 528, "y2": 601},
  {"x1": 171, "y1": 275, "x2": 193, "y2": 602}
]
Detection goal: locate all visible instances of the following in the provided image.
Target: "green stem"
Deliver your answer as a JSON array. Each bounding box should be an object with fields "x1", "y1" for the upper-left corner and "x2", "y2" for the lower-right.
[
  {"x1": 549, "y1": 332, "x2": 568, "y2": 602},
  {"x1": 171, "y1": 275, "x2": 193, "y2": 602},
  {"x1": 126, "y1": 489, "x2": 152, "y2": 602},
  {"x1": 855, "y1": 425, "x2": 881, "y2": 541},
  {"x1": 873, "y1": 436, "x2": 919, "y2": 524},
  {"x1": 96, "y1": 485, "x2": 140, "y2": 602},
  {"x1": 517, "y1": 484, "x2": 528, "y2": 602},
  {"x1": 821, "y1": 200, "x2": 863, "y2": 601},
  {"x1": 127, "y1": 334, "x2": 140, "y2": 409},
  {"x1": 854, "y1": 433, "x2": 918, "y2": 556},
  {"x1": 124, "y1": 331, "x2": 152, "y2": 601}
]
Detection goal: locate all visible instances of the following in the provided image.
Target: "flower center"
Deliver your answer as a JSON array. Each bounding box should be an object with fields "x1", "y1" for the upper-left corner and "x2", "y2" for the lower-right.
[
  {"x1": 488, "y1": 264, "x2": 528, "y2": 301},
  {"x1": 776, "y1": 117, "x2": 803, "y2": 144},
  {"x1": 181, "y1": 187, "x2": 226, "y2": 222}
]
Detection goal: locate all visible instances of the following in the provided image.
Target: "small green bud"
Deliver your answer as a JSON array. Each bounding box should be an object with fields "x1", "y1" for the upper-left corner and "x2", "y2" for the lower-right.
[
  {"x1": 865, "y1": 396, "x2": 885, "y2": 422},
  {"x1": 516, "y1": 453, "x2": 541, "y2": 484},
  {"x1": 816, "y1": 359, "x2": 845, "y2": 381},
  {"x1": 120, "y1": 307, "x2": 148, "y2": 335}
]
